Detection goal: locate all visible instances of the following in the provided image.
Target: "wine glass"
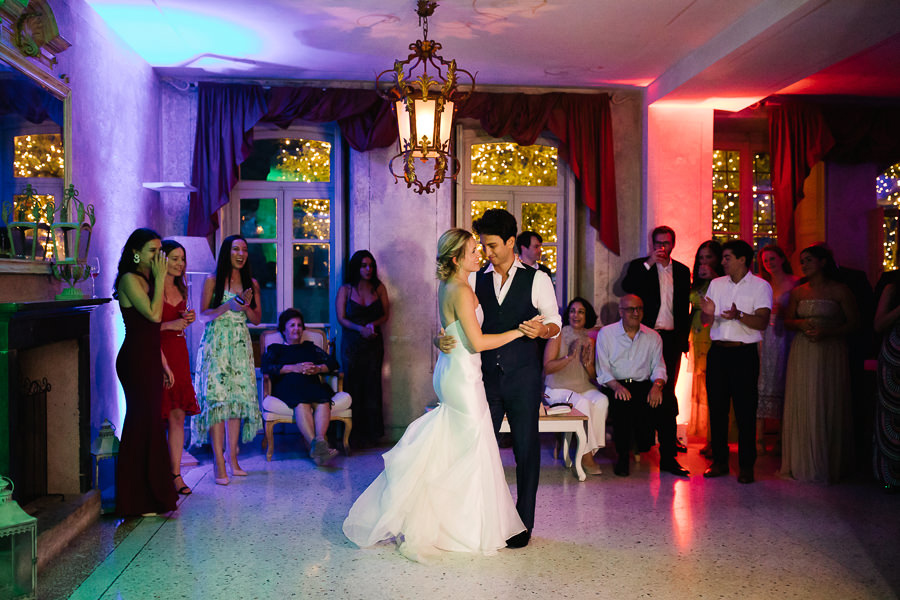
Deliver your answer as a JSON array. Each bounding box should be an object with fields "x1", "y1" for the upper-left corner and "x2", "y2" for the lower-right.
[{"x1": 88, "y1": 257, "x2": 100, "y2": 298}]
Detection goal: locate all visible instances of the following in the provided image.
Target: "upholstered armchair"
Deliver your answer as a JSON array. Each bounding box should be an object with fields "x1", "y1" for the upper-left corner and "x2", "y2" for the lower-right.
[{"x1": 259, "y1": 328, "x2": 352, "y2": 460}]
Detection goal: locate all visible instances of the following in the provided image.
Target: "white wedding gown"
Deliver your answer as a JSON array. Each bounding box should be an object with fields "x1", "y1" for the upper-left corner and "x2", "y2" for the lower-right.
[{"x1": 342, "y1": 312, "x2": 526, "y2": 562}]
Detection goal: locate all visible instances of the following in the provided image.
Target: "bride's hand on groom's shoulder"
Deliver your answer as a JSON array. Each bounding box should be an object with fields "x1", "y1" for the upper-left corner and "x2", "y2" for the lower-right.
[{"x1": 434, "y1": 329, "x2": 457, "y2": 353}]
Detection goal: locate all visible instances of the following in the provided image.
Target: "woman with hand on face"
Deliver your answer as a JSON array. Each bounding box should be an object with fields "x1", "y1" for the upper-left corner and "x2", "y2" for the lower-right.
[
  {"x1": 782, "y1": 244, "x2": 858, "y2": 483},
  {"x1": 688, "y1": 240, "x2": 723, "y2": 458},
  {"x1": 192, "y1": 235, "x2": 262, "y2": 485},
  {"x1": 113, "y1": 228, "x2": 178, "y2": 516},
  {"x1": 543, "y1": 297, "x2": 608, "y2": 476},
  {"x1": 159, "y1": 240, "x2": 200, "y2": 495},
  {"x1": 336, "y1": 250, "x2": 390, "y2": 448},
  {"x1": 756, "y1": 244, "x2": 799, "y2": 455}
]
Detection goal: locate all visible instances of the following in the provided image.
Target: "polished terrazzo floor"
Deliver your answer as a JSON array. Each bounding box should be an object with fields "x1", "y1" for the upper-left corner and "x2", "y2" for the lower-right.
[{"x1": 41, "y1": 436, "x2": 899, "y2": 599}]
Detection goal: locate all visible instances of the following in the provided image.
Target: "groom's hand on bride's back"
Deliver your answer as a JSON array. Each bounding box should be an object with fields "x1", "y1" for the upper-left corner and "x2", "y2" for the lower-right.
[{"x1": 434, "y1": 329, "x2": 457, "y2": 353}]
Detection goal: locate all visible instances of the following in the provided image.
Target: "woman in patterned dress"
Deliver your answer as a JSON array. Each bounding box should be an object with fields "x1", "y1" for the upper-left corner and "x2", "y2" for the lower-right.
[
  {"x1": 192, "y1": 235, "x2": 262, "y2": 485},
  {"x1": 160, "y1": 239, "x2": 200, "y2": 495}
]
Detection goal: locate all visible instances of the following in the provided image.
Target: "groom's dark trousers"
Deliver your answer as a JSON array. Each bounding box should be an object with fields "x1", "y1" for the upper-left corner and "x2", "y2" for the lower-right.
[{"x1": 477, "y1": 268, "x2": 542, "y2": 531}]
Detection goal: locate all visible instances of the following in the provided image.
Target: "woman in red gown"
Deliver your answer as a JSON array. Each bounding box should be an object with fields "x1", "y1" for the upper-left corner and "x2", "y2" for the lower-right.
[
  {"x1": 160, "y1": 240, "x2": 200, "y2": 495},
  {"x1": 113, "y1": 228, "x2": 178, "y2": 516}
]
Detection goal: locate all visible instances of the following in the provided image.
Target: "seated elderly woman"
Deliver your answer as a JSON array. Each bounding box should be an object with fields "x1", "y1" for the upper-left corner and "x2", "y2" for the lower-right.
[
  {"x1": 261, "y1": 308, "x2": 340, "y2": 465},
  {"x1": 543, "y1": 297, "x2": 609, "y2": 476}
]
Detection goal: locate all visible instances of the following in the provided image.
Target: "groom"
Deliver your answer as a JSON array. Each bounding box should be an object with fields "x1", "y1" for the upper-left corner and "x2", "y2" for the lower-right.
[{"x1": 442, "y1": 209, "x2": 560, "y2": 548}]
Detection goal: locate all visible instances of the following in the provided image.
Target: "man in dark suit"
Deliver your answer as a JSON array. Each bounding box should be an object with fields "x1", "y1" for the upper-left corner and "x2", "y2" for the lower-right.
[{"x1": 622, "y1": 225, "x2": 691, "y2": 476}]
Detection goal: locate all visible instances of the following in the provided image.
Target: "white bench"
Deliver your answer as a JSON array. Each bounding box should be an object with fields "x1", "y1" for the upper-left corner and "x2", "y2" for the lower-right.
[{"x1": 499, "y1": 408, "x2": 589, "y2": 481}]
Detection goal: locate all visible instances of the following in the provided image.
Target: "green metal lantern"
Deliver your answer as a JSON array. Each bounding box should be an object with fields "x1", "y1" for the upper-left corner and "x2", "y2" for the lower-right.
[
  {"x1": 91, "y1": 420, "x2": 120, "y2": 514},
  {"x1": 0, "y1": 476, "x2": 37, "y2": 600}
]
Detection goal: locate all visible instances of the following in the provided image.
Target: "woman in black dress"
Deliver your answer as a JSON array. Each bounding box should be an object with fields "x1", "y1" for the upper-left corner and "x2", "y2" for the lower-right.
[
  {"x1": 262, "y1": 308, "x2": 341, "y2": 465},
  {"x1": 336, "y1": 250, "x2": 390, "y2": 447},
  {"x1": 113, "y1": 228, "x2": 178, "y2": 516}
]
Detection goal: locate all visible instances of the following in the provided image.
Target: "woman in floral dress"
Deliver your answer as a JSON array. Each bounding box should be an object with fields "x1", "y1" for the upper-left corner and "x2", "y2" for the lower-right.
[{"x1": 192, "y1": 235, "x2": 262, "y2": 485}]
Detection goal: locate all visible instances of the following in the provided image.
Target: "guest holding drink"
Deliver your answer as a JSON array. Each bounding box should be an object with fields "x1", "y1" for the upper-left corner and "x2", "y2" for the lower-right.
[
  {"x1": 192, "y1": 235, "x2": 262, "y2": 485},
  {"x1": 756, "y1": 244, "x2": 798, "y2": 455},
  {"x1": 337, "y1": 250, "x2": 390, "y2": 448},
  {"x1": 688, "y1": 240, "x2": 723, "y2": 458},
  {"x1": 113, "y1": 228, "x2": 177, "y2": 516},
  {"x1": 160, "y1": 239, "x2": 200, "y2": 495}
]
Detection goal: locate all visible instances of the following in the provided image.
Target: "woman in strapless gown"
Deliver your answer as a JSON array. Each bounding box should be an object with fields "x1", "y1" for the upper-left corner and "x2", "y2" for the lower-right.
[
  {"x1": 343, "y1": 229, "x2": 526, "y2": 562},
  {"x1": 781, "y1": 245, "x2": 858, "y2": 483}
]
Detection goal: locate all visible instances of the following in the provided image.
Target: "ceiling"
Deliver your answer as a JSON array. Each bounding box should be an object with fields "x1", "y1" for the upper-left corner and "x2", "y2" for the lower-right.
[{"x1": 85, "y1": 0, "x2": 900, "y2": 110}]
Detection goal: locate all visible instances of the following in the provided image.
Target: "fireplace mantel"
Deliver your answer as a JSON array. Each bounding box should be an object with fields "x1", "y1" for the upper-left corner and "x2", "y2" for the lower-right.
[{"x1": 1, "y1": 298, "x2": 109, "y2": 503}]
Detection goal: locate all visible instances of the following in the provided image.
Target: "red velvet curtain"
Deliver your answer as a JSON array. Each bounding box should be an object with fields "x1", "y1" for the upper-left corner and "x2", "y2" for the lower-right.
[
  {"x1": 767, "y1": 100, "x2": 835, "y2": 253},
  {"x1": 189, "y1": 84, "x2": 619, "y2": 253},
  {"x1": 767, "y1": 96, "x2": 900, "y2": 253}
]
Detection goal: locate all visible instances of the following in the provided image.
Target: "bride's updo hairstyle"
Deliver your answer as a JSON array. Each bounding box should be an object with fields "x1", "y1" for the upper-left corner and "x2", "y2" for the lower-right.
[{"x1": 436, "y1": 228, "x2": 473, "y2": 281}]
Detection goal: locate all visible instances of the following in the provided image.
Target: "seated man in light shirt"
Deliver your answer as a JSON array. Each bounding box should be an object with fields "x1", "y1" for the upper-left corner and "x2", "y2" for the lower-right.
[{"x1": 595, "y1": 294, "x2": 676, "y2": 477}]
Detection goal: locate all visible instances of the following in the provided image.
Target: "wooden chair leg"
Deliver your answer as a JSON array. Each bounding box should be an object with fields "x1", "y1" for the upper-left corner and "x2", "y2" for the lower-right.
[
  {"x1": 342, "y1": 418, "x2": 352, "y2": 456},
  {"x1": 265, "y1": 421, "x2": 275, "y2": 461}
]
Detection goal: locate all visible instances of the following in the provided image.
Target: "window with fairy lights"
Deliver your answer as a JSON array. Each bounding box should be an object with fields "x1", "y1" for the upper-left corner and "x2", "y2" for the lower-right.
[
  {"x1": 225, "y1": 125, "x2": 344, "y2": 329},
  {"x1": 459, "y1": 129, "x2": 571, "y2": 306},
  {"x1": 712, "y1": 148, "x2": 776, "y2": 249},
  {"x1": 877, "y1": 162, "x2": 900, "y2": 271},
  {"x1": 4, "y1": 131, "x2": 65, "y2": 257}
]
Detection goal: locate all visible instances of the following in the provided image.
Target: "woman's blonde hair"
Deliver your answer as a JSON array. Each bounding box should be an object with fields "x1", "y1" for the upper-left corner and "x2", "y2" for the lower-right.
[{"x1": 436, "y1": 228, "x2": 473, "y2": 281}]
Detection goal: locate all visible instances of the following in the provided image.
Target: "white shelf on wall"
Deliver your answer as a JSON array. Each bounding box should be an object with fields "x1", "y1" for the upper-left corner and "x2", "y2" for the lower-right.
[{"x1": 142, "y1": 182, "x2": 197, "y2": 192}]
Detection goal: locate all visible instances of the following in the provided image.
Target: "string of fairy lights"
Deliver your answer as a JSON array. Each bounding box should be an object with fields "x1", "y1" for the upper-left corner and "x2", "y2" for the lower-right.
[
  {"x1": 13, "y1": 134, "x2": 65, "y2": 178},
  {"x1": 878, "y1": 163, "x2": 900, "y2": 269},
  {"x1": 267, "y1": 139, "x2": 331, "y2": 183},
  {"x1": 295, "y1": 199, "x2": 330, "y2": 240},
  {"x1": 471, "y1": 143, "x2": 558, "y2": 187}
]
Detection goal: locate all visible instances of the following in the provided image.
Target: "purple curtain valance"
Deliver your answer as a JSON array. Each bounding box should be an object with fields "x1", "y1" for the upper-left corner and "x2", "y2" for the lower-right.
[{"x1": 188, "y1": 83, "x2": 619, "y2": 253}]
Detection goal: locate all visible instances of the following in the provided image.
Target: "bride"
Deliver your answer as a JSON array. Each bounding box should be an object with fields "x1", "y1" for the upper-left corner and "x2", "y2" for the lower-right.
[{"x1": 342, "y1": 229, "x2": 527, "y2": 562}]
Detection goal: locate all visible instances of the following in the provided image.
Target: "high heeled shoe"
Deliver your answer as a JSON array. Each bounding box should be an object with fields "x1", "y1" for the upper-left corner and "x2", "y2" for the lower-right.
[
  {"x1": 224, "y1": 453, "x2": 248, "y2": 476},
  {"x1": 214, "y1": 464, "x2": 230, "y2": 486},
  {"x1": 172, "y1": 473, "x2": 192, "y2": 495}
]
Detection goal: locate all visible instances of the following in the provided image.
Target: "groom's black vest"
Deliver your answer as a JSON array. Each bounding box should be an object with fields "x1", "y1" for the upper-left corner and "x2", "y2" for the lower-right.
[{"x1": 475, "y1": 266, "x2": 540, "y2": 373}]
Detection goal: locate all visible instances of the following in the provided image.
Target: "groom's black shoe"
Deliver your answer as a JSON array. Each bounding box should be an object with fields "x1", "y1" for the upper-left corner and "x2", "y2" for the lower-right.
[{"x1": 506, "y1": 530, "x2": 531, "y2": 548}]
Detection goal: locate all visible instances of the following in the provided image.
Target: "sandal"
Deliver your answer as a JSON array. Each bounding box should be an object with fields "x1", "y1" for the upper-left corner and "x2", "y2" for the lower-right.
[{"x1": 172, "y1": 473, "x2": 192, "y2": 495}]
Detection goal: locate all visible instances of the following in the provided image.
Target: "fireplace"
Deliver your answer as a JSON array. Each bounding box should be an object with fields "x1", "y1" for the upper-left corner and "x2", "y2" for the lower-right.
[{"x1": 0, "y1": 299, "x2": 108, "y2": 504}]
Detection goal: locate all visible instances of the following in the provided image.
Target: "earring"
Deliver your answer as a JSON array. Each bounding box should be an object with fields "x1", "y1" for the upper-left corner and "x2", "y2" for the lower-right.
[{"x1": 133, "y1": 253, "x2": 140, "y2": 264}]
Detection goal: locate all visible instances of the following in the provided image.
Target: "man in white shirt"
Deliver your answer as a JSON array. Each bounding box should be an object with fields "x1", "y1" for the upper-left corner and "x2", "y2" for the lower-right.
[
  {"x1": 595, "y1": 295, "x2": 668, "y2": 477},
  {"x1": 700, "y1": 239, "x2": 773, "y2": 484}
]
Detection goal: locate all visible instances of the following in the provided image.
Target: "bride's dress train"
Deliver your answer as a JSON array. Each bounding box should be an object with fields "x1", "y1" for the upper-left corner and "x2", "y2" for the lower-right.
[{"x1": 342, "y1": 318, "x2": 525, "y2": 561}]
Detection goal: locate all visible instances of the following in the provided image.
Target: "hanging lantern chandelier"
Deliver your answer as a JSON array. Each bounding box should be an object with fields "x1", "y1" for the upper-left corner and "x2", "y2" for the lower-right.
[{"x1": 376, "y1": 0, "x2": 475, "y2": 194}]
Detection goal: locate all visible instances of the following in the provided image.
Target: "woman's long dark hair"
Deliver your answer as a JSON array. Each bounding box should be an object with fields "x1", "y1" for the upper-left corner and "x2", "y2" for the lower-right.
[
  {"x1": 210, "y1": 235, "x2": 256, "y2": 309},
  {"x1": 113, "y1": 228, "x2": 161, "y2": 300},
  {"x1": 345, "y1": 250, "x2": 381, "y2": 289},
  {"x1": 691, "y1": 240, "x2": 724, "y2": 291},
  {"x1": 161, "y1": 239, "x2": 188, "y2": 300},
  {"x1": 563, "y1": 296, "x2": 598, "y2": 329},
  {"x1": 800, "y1": 244, "x2": 840, "y2": 281}
]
